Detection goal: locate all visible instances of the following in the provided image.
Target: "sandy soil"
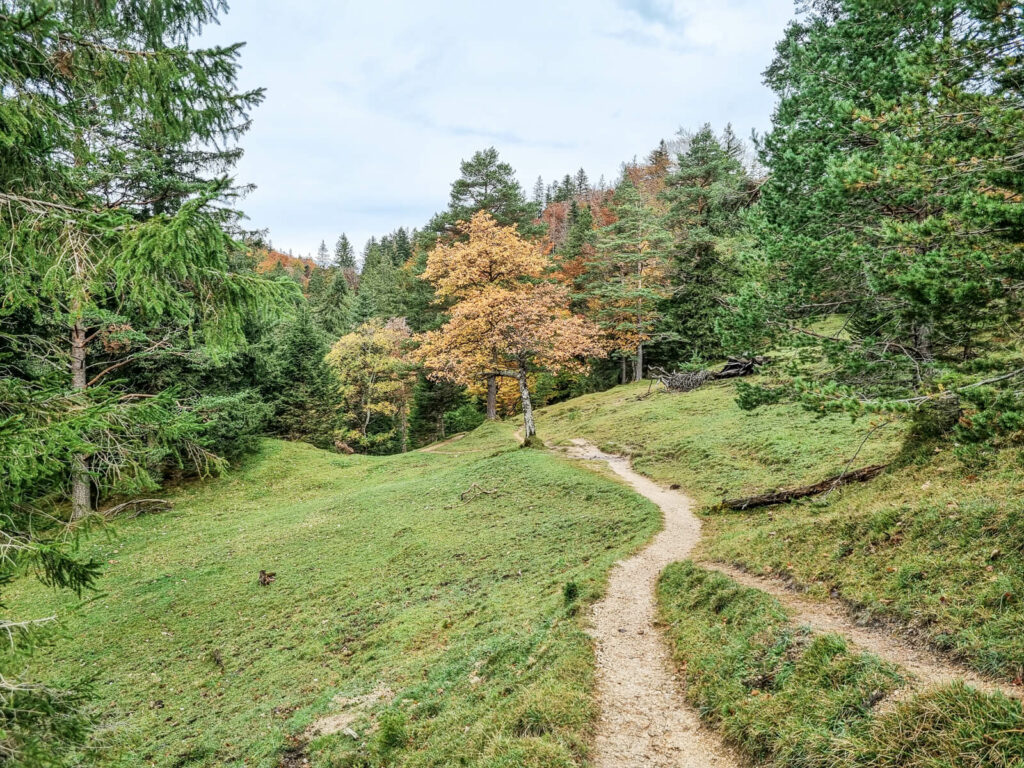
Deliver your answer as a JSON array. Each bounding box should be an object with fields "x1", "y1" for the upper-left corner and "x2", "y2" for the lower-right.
[{"x1": 565, "y1": 439, "x2": 738, "y2": 768}]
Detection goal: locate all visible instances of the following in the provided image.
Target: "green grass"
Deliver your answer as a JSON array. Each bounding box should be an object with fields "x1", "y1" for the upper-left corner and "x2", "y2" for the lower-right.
[
  {"x1": 9, "y1": 423, "x2": 660, "y2": 767},
  {"x1": 537, "y1": 380, "x2": 1024, "y2": 682},
  {"x1": 535, "y1": 380, "x2": 901, "y2": 506},
  {"x1": 702, "y1": 452, "x2": 1024, "y2": 681},
  {"x1": 657, "y1": 562, "x2": 1024, "y2": 768}
]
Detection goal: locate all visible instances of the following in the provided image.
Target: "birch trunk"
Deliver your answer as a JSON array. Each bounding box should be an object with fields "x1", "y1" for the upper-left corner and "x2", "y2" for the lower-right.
[{"x1": 515, "y1": 366, "x2": 536, "y2": 440}]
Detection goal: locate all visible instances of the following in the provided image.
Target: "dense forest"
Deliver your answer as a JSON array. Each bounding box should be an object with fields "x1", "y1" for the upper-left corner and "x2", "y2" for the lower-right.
[{"x1": 1, "y1": 0, "x2": 1022, "y2": 763}]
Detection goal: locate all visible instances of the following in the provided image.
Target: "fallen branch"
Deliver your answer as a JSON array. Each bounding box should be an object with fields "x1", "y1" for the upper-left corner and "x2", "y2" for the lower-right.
[
  {"x1": 651, "y1": 356, "x2": 768, "y2": 393},
  {"x1": 100, "y1": 498, "x2": 172, "y2": 518},
  {"x1": 460, "y1": 483, "x2": 498, "y2": 502},
  {"x1": 716, "y1": 464, "x2": 888, "y2": 511}
]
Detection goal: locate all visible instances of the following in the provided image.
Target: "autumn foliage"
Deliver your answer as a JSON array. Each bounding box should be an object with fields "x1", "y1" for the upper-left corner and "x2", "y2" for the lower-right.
[{"x1": 419, "y1": 212, "x2": 604, "y2": 438}]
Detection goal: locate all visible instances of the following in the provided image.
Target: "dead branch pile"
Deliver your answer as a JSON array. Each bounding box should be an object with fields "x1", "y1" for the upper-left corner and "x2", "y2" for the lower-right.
[
  {"x1": 100, "y1": 498, "x2": 172, "y2": 519},
  {"x1": 716, "y1": 464, "x2": 888, "y2": 511},
  {"x1": 651, "y1": 356, "x2": 768, "y2": 393},
  {"x1": 460, "y1": 482, "x2": 498, "y2": 502}
]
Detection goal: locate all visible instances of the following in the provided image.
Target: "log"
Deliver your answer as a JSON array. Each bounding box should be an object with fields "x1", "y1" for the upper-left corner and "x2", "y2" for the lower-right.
[{"x1": 717, "y1": 464, "x2": 888, "y2": 511}]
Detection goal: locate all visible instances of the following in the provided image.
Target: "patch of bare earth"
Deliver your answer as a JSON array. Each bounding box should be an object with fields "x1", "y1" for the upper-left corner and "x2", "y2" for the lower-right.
[
  {"x1": 306, "y1": 685, "x2": 394, "y2": 740},
  {"x1": 703, "y1": 562, "x2": 1023, "y2": 702},
  {"x1": 564, "y1": 439, "x2": 738, "y2": 768}
]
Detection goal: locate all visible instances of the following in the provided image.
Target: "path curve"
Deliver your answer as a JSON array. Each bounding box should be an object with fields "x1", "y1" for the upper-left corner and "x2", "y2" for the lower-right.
[
  {"x1": 564, "y1": 439, "x2": 738, "y2": 768},
  {"x1": 704, "y1": 562, "x2": 1023, "y2": 701}
]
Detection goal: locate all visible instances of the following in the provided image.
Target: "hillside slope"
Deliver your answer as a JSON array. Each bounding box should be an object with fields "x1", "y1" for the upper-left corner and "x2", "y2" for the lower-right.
[
  {"x1": 537, "y1": 380, "x2": 1024, "y2": 682},
  {"x1": 9, "y1": 425, "x2": 659, "y2": 767}
]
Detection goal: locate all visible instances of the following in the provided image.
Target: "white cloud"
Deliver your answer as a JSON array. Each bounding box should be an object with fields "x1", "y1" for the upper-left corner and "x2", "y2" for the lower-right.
[{"x1": 200, "y1": 0, "x2": 796, "y2": 257}]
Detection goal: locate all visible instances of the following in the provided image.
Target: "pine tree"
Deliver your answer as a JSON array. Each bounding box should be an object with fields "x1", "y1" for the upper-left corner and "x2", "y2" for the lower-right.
[
  {"x1": 589, "y1": 180, "x2": 673, "y2": 382},
  {"x1": 428, "y1": 147, "x2": 544, "y2": 238},
  {"x1": 659, "y1": 124, "x2": 750, "y2": 363},
  {"x1": 735, "y1": 0, "x2": 1024, "y2": 442}
]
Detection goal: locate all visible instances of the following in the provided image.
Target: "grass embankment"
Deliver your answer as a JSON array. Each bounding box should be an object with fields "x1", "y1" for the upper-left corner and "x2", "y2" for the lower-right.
[
  {"x1": 537, "y1": 381, "x2": 1024, "y2": 681},
  {"x1": 9, "y1": 423, "x2": 659, "y2": 767},
  {"x1": 657, "y1": 563, "x2": 1024, "y2": 768},
  {"x1": 536, "y1": 380, "x2": 899, "y2": 506}
]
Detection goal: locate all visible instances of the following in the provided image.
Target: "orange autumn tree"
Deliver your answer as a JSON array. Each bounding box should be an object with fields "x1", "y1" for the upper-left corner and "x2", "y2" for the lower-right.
[{"x1": 419, "y1": 211, "x2": 604, "y2": 440}]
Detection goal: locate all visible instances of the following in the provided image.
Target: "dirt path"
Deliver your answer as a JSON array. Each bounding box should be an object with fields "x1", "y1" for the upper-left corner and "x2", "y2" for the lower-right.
[
  {"x1": 564, "y1": 439, "x2": 738, "y2": 768},
  {"x1": 563, "y1": 438, "x2": 1022, "y2": 767},
  {"x1": 704, "y1": 562, "x2": 1024, "y2": 701},
  {"x1": 418, "y1": 433, "x2": 466, "y2": 453}
]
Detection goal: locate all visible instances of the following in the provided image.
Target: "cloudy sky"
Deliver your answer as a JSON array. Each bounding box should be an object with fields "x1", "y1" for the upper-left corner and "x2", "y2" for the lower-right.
[{"x1": 199, "y1": 0, "x2": 797, "y2": 259}]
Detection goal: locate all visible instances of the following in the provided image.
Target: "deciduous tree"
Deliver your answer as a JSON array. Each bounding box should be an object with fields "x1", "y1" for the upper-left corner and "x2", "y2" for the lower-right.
[
  {"x1": 419, "y1": 213, "x2": 604, "y2": 440},
  {"x1": 327, "y1": 319, "x2": 416, "y2": 452}
]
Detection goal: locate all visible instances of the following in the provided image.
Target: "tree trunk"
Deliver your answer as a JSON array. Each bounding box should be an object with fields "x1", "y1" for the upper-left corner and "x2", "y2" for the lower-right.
[
  {"x1": 634, "y1": 342, "x2": 644, "y2": 383},
  {"x1": 620, "y1": 356, "x2": 628, "y2": 385},
  {"x1": 515, "y1": 367, "x2": 536, "y2": 440},
  {"x1": 70, "y1": 320, "x2": 91, "y2": 520},
  {"x1": 399, "y1": 401, "x2": 408, "y2": 453},
  {"x1": 486, "y1": 374, "x2": 497, "y2": 420}
]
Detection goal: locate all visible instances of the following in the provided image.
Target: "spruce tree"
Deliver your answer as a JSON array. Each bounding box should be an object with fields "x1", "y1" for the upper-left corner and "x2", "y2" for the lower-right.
[
  {"x1": 532, "y1": 175, "x2": 546, "y2": 207},
  {"x1": 0, "y1": 1, "x2": 289, "y2": 761},
  {"x1": 334, "y1": 233, "x2": 357, "y2": 269},
  {"x1": 258, "y1": 306, "x2": 339, "y2": 449},
  {"x1": 589, "y1": 180, "x2": 673, "y2": 381},
  {"x1": 659, "y1": 124, "x2": 750, "y2": 363},
  {"x1": 316, "y1": 239, "x2": 331, "y2": 266}
]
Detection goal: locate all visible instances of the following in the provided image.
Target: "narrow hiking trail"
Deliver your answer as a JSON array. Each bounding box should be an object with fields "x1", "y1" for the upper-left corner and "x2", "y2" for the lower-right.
[
  {"x1": 560, "y1": 437, "x2": 1022, "y2": 764},
  {"x1": 563, "y1": 439, "x2": 738, "y2": 768},
  {"x1": 706, "y1": 562, "x2": 1024, "y2": 701}
]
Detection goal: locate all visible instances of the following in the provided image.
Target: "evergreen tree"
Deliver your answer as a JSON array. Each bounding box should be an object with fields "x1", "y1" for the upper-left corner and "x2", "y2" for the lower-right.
[
  {"x1": 0, "y1": 1, "x2": 289, "y2": 761},
  {"x1": 316, "y1": 239, "x2": 330, "y2": 266},
  {"x1": 659, "y1": 124, "x2": 750, "y2": 363},
  {"x1": 427, "y1": 147, "x2": 544, "y2": 238},
  {"x1": 589, "y1": 180, "x2": 673, "y2": 382},
  {"x1": 334, "y1": 233, "x2": 357, "y2": 269},
  {"x1": 356, "y1": 239, "x2": 405, "y2": 323},
  {"x1": 734, "y1": 0, "x2": 1024, "y2": 446},
  {"x1": 557, "y1": 201, "x2": 597, "y2": 310},
  {"x1": 310, "y1": 269, "x2": 354, "y2": 337},
  {"x1": 258, "y1": 306, "x2": 339, "y2": 449},
  {"x1": 391, "y1": 227, "x2": 413, "y2": 267},
  {"x1": 532, "y1": 175, "x2": 546, "y2": 208},
  {"x1": 574, "y1": 168, "x2": 590, "y2": 194}
]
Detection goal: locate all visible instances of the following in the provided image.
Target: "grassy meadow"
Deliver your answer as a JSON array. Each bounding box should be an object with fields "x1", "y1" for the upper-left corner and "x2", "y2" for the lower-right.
[{"x1": 9, "y1": 423, "x2": 659, "y2": 767}]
